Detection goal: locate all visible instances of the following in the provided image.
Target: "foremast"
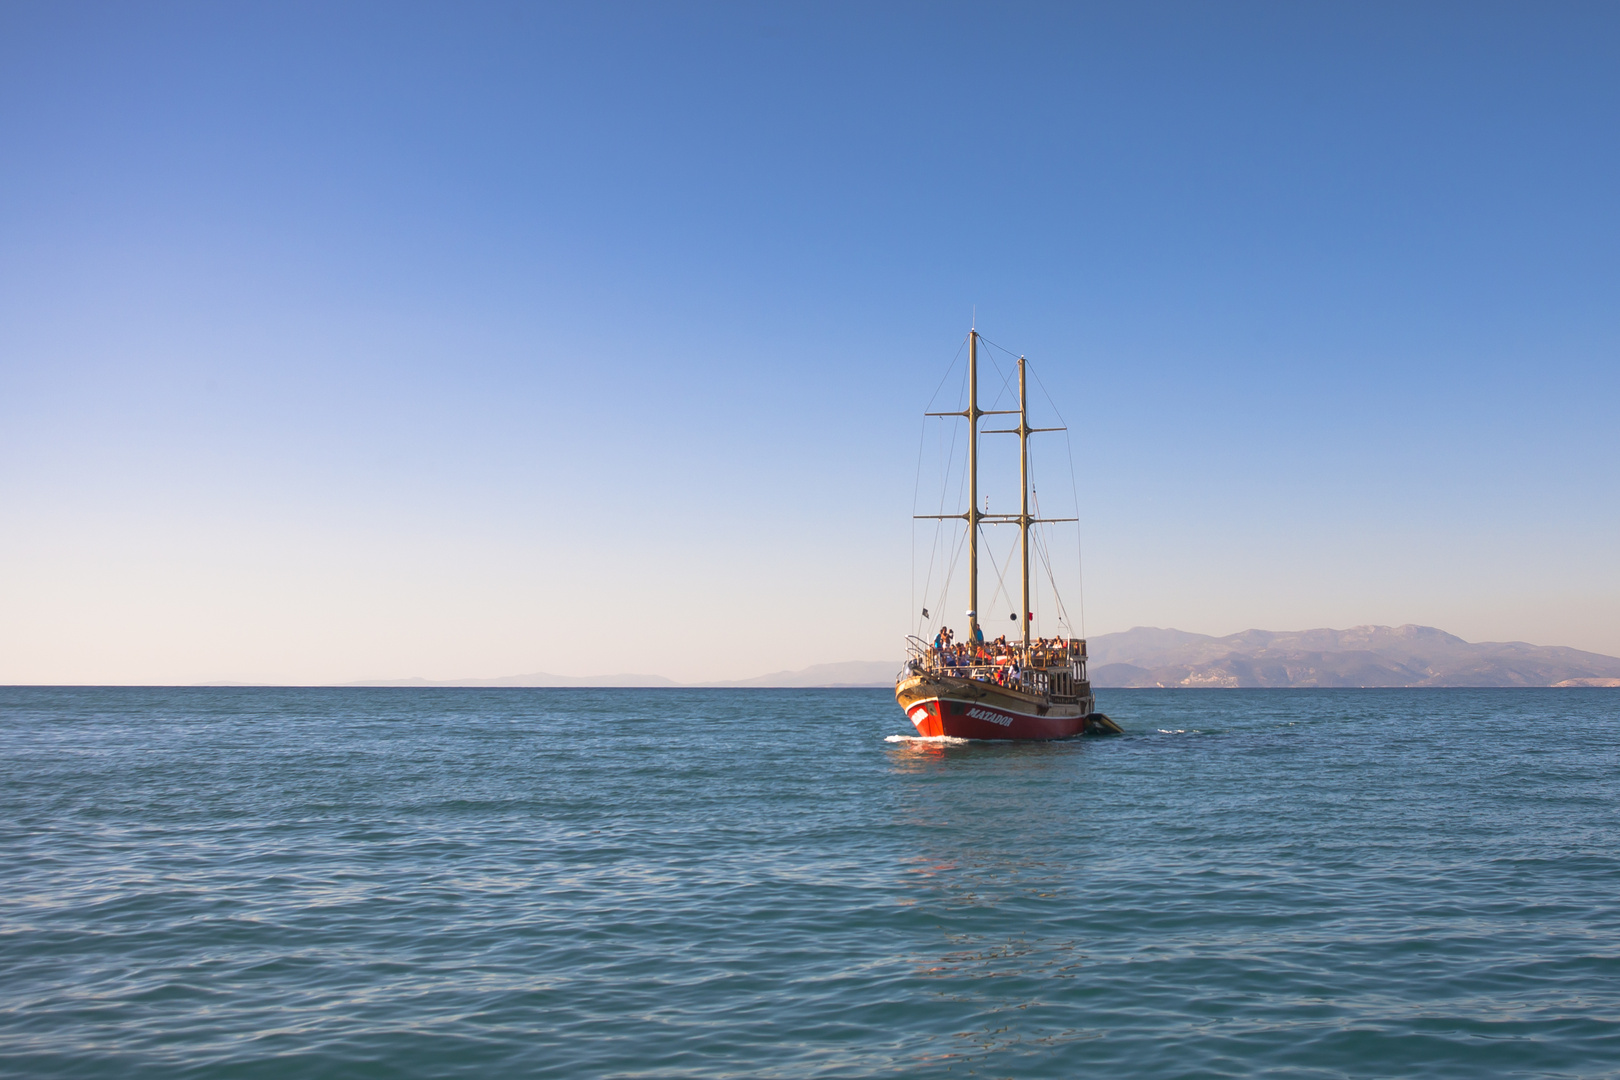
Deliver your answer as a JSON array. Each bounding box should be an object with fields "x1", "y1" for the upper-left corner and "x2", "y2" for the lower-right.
[
  {"x1": 969, "y1": 331, "x2": 981, "y2": 641},
  {"x1": 1019, "y1": 357, "x2": 1031, "y2": 648}
]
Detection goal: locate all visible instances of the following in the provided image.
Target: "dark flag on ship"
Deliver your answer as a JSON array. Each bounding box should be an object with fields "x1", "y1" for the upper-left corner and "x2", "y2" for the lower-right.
[{"x1": 920, "y1": 608, "x2": 929, "y2": 619}]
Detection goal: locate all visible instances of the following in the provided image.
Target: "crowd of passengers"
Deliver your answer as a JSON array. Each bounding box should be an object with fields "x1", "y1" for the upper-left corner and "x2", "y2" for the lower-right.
[{"x1": 926, "y1": 626, "x2": 1076, "y2": 688}]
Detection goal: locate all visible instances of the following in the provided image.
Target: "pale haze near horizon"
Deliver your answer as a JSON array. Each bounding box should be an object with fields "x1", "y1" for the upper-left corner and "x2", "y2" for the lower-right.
[{"x1": 2, "y1": 3, "x2": 1617, "y2": 685}]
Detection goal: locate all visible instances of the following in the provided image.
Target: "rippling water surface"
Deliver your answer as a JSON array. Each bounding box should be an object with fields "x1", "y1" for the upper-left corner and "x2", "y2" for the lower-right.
[{"x1": 3, "y1": 687, "x2": 1619, "y2": 1078}]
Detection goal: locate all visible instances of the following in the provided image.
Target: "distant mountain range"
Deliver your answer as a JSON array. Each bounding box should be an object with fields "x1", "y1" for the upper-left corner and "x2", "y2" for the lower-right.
[
  {"x1": 342, "y1": 626, "x2": 1620, "y2": 689},
  {"x1": 1086, "y1": 625, "x2": 1620, "y2": 688}
]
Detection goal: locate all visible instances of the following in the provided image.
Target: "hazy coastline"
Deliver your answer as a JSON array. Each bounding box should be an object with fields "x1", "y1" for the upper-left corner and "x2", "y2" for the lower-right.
[{"x1": 328, "y1": 624, "x2": 1620, "y2": 690}]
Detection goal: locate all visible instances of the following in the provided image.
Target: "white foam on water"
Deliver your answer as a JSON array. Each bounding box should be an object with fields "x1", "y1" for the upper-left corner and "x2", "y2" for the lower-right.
[{"x1": 885, "y1": 734, "x2": 971, "y2": 745}]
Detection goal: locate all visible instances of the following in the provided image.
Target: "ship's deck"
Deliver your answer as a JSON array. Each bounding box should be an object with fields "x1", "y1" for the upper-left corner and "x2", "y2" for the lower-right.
[{"x1": 903, "y1": 635, "x2": 1090, "y2": 699}]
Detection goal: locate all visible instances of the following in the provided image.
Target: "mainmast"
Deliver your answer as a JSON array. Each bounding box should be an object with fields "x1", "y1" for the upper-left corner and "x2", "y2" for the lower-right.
[
  {"x1": 1018, "y1": 356, "x2": 1031, "y2": 649},
  {"x1": 967, "y1": 330, "x2": 980, "y2": 641}
]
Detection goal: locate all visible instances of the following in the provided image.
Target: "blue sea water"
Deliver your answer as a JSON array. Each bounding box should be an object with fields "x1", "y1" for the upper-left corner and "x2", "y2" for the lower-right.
[{"x1": 2, "y1": 687, "x2": 1619, "y2": 1078}]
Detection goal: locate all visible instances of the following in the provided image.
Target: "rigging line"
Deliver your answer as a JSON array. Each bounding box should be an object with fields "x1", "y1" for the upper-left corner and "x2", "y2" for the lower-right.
[
  {"x1": 914, "y1": 357, "x2": 964, "y2": 635},
  {"x1": 1063, "y1": 424, "x2": 1086, "y2": 639},
  {"x1": 916, "y1": 407, "x2": 963, "y2": 630},
  {"x1": 935, "y1": 344, "x2": 967, "y2": 497},
  {"x1": 975, "y1": 333, "x2": 1023, "y2": 364},
  {"x1": 1024, "y1": 356, "x2": 1086, "y2": 638},
  {"x1": 936, "y1": 365, "x2": 967, "y2": 518},
  {"x1": 1033, "y1": 478, "x2": 1072, "y2": 629},
  {"x1": 1030, "y1": 523, "x2": 1063, "y2": 629},
  {"x1": 979, "y1": 525, "x2": 1006, "y2": 620},
  {"x1": 981, "y1": 525, "x2": 1020, "y2": 628},
  {"x1": 1040, "y1": 522, "x2": 1077, "y2": 636},
  {"x1": 920, "y1": 518, "x2": 946, "y2": 628},
  {"x1": 1029, "y1": 441, "x2": 1074, "y2": 634},
  {"x1": 942, "y1": 423, "x2": 972, "y2": 625},
  {"x1": 1028, "y1": 446, "x2": 1048, "y2": 635},
  {"x1": 911, "y1": 419, "x2": 927, "y2": 635},
  {"x1": 977, "y1": 341, "x2": 1019, "y2": 413},
  {"x1": 979, "y1": 336, "x2": 1040, "y2": 424},
  {"x1": 1032, "y1": 519, "x2": 1073, "y2": 632},
  {"x1": 923, "y1": 334, "x2": 971, "y2": 414},
  {"x1": 1029, "y1": 478, "x2": 1076, "y2": 633},
  {"x1": 970, "y1": 328, "x2": 1017, "y2": 408},
  {"x1": 920, "y1": 509, "x2": 953, "y2": 634},
  {"x1": 939, "y1": 524, "x2": 959, "y2": 625},
  {"x1": 996, "y1": 530, "x2": 1020, "y2": 623},
  {"x1": 975, "y1": 332, "x2": 1016, "y2": 356},
  {"x1": 935, "y1": 521, "x2": 970, "y2": 630},
  {"x1": 917, "y1": 356, "x2": 971, "y2": 629},
  {"x1": 975, "y1": 335, "x2": 1031, "y2": 402},
  {"x1": 1024, "y1": 356, "x2": 1070, "y2": 429},
  {"x1": 934, "y1": 405, "x2": 970, "y2": 614},
  {"x1": 1046, "y1": 559, "x2": 1074, "y2": 636},
  {"x1": 945, "y1": 403, "x2": 971, "y2": 519},
  {"x1": 1035, "y1": 532, "x2": 1059, "y2": 640}
]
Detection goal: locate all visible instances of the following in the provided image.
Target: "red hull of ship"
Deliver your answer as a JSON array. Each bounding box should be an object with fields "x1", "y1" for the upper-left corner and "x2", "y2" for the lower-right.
[{"x1": 902, "y1": 696, "x2": 1087, "y2": 741}]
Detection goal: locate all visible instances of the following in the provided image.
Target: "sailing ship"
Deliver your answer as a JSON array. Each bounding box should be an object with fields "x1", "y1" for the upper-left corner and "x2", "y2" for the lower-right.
[{"x1": 896, "y1": 328, "x2": 1122, "y2": 739}]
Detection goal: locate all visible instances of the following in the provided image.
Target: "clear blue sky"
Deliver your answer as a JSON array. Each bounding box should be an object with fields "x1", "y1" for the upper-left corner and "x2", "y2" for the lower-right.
[{"x1": 2, "y1": 2, "x2": 1617, "y2": 683}]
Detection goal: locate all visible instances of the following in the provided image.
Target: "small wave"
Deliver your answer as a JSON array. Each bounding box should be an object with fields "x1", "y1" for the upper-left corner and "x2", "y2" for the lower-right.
[
  {"x1": 885, "y1": 734, "x2": 971, "y2": 744},
  {"x1": 1156, "y1": 728, "x2": 1201, "y2": 735}
]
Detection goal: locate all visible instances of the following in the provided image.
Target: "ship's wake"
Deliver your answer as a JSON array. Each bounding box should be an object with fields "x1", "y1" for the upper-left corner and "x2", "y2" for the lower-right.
[{"x1": 885, "y1": 734, "x2": 972, "y2": 745}]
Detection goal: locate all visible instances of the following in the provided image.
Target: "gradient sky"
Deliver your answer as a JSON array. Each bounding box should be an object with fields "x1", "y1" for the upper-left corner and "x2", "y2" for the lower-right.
[{"x1": 3, "y1": 2, "x2": 1618, "y2": 684}]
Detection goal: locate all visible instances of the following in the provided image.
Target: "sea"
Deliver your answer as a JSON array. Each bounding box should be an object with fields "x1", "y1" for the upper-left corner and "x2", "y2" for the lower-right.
[{"x1": 2, "y1": 687, "x2": 1618, "y2": 1079}]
